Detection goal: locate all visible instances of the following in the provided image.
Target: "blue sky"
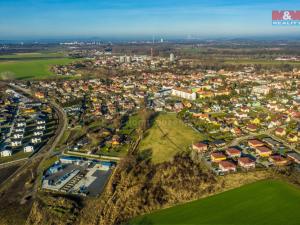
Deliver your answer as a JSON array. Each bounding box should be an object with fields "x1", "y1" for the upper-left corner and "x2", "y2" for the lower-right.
[{"x1": 0, "y1": 0, "x2": 300, "y2": 39}]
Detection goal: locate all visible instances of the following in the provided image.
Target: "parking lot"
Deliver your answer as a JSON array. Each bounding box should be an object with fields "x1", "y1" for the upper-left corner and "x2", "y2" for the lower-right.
[{"x1": 42, "y1": 156, "x2": 115, "y2": 197}]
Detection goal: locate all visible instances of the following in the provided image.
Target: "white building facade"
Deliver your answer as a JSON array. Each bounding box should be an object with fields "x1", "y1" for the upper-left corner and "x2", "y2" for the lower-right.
[{"x1": 171, "y1": 88, "x2": 196, "y2": 100}]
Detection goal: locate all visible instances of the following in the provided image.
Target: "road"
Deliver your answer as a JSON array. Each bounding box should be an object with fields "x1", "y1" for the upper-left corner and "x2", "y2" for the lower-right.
[
  {"x1": 0, "y1": 83, "x2": 68, "y2": 198},
  {"x1": 188, "y1": 115, "x2": 299, "y2": 154},
  {"x1": 225, "y1": 128, "x2": 277, "y2": 148},
  {"x1": 63, "y1": 151, "x2": 121, "y2": 161},
  {"x1": 222, "y1": 125, "x2": 300, "y2": 154}
]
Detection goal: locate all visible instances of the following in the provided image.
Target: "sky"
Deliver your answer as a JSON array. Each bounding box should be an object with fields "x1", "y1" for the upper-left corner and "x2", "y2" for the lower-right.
[{"x1": 0, "y1": 0, "x2": 300, "y2": 40}]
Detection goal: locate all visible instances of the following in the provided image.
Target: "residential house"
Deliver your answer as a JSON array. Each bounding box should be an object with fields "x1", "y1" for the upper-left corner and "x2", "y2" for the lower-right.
[
  {"x1": 33, "y1": 131, "x2": 43, "y2": 136},
  {"x1": 36, "y1": 125, "x2": 46, "y2": 130},
  {"x1": 23, "y1": 108, "x2": 36, "y2": 114},
  {"x1": 251, "y1": 118, "x2": 261, "y2": 125},
  {"x1": 256, "y1": 146, "x2": 272, "y2": 157},
  {"x1": 16, "y1": 122, "x2": 26, "y2": 127},
  {"x1": 252, "y1": 85, "x2": 270, "y2": 95},
  {"x1": 212, "y1": 140, "x2": 226, "y2": 148},
  {"x1": 287, "y1": 133, "x2": 298, "y2": 143},
  {"x1": 238, "y1": 157, "x2": 255, "y2": 169},
  {"x1": 192, "y1": 113, "x2": 209, "y2": 120},
  {"x1": 197, "y1": 90, "x2": 214, "y2": 98},
  {"x1": 240, "y1": 106, "x2": 250, "y2": 113},
  {"x1": 24, "y1": 145, "x2": 34, "y2": 153},
  {"x1": 269, "y1": 155, "x2": 289, "y2": 166},
  {"x1": 246, "y1": 124, "x2": 258, "y2": 132},
  {"x1": 1, "y1": 149, "x2": 12, "y2": 157},
  {"x1": 11, "y1": 140, "x2": 22, "y2": 147},
  {"x1": 15, "y1": 128, "x2": 25, "y2": 133},
  {"x1": 248, "y1": 139, "x2": 265, "y2": 148},
  {"x1": 226, "y1": 147, "x2": 242, "y2": 158},
  {"x1": 231, "y1": 127, "x2": 242, "y2": 136},
  {"x1": 268, "y1": 120, "x2": 281, "y2": 129},
  {"x1": 275, "y1": 128, "x2": 286, "y2": 137},
  {"x1": 37, "y1": 120, "x2": 46, "y2": 125},
  {"x1": 192, "y1": 142, "x2": 208, "y2": 153},
  {"x1": 13, "y1": 133, "x2": 24, "y2": 139},
  {"x1": 219, "y1": 161, "x2": 237, "y2": 172},
  {"x1": 235, "y1": 111, "x2": 248, "y2": 119},
  {"x1": 31, "y1": 138, "x2": 41, "y2": 144},
  {"x1": 112, "y1": 135, "x2": 121, "y2": 145},
  {"x1": 211, "y1": 152, "x2": 227, "y2": 162},
  {"x1": 35, "y1": 92, "x2": 45, "y2": 99}
]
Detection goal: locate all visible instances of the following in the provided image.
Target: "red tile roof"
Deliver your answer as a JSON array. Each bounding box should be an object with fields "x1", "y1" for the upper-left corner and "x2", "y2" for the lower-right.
[
  {"x1": 226, "y1": 148, "x2": 241, "y2": 156},
  {"x1": 219, "y1": 161, "x2": 236, "y2": 169},
  {"x1": 193, "y1": 143, "x2": 207, "y2": 148},
  {"x1": 248, "y1": 139, "x2": 264, "y2": 147},
  {"x1": 247, "y1": 124, "x2": 258, "y2": 130},
  {"x1": 275, "y1": 128, "x2": 285, "y2": 133},
  {"x1": 211, "y1": 152, "x2": 226, "y2": 159},
  {"x1": 238, "y1": 157, "x2": 255, "y2": 165},
  {"x1": 269, "y1": 155, "x2": 287, "y2": 162},
  {"x1": 256, "y1": 146, "x2": 272, "y2": 153}
]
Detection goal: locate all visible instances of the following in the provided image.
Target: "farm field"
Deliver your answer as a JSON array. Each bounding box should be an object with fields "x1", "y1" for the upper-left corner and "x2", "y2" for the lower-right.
[
  {"x1": 139, "y1": 113, "x2": 205, "y2": 164},
  {"x1": 0, "y1": 52, "x2": 65, "y2": 59},
  {"x1": 224, "y1": 59, "x2": 300, "y2": 65},
  {"x1": 0, "y1": 52, "x2": 77, "y2": 80},
  {"x1": 130, "y1": 180, "x2": 300, "y2": 225}
]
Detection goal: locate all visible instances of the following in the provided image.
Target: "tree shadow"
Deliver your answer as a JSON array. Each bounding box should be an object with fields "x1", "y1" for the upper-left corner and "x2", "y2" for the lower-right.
[
  {"x1": 148, "y1": 112, "x2": 159, "y2": 127},
  {"x1": 138, "y1": 148, "x2": 153, "y2": 161}
]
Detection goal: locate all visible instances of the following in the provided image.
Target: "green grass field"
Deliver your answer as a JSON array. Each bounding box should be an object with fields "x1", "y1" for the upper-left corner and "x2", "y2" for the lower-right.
[
  {"x1": 130, "y1": 180, "x2": 300, "y2": 225},
  {"x1": 0, "y1": 52, "x2": 65, "y2": 59},
  {"x1": 120, "y1": 114, "x2": 142, "y2": 135},
  {"x1": 139, "y1": 113, "x2": 205, "y2": 164},
  {"x1": 0, "y1": 52, "x2": 77, "y2": 80}
]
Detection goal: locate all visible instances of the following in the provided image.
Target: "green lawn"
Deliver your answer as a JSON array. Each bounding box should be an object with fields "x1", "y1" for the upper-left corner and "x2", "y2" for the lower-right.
[
  {"x1": 139, "y1": 113, "x2": 205, "y2": 164},
  {"x1": 0, "y1": 53, "x2": 77, "y2": 80},
  {"x1": 57, "y1": 129, "x2": 72, "y2": 147},
  {"x1": 130, "y1": 180, "x2": 300, "y2": 225}
]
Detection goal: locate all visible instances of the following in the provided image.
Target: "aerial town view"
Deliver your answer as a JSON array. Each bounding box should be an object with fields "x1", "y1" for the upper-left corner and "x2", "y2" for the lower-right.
[{"x1": 0, "y1": 1, "x2": 300, "y2": 225}]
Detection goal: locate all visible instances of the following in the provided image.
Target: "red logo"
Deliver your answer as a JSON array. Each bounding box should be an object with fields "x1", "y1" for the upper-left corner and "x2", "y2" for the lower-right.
[{"x1": 272, "y1": 10, "x2": 300, "y2": 20}]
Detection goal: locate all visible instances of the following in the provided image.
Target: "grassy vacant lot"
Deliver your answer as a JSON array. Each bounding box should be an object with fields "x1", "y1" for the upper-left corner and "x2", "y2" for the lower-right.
[
  {"x1": 0, "y1": 52, "x2": 76, "y2": 80},
  {"x1": 0, "y1": 165, "x2": 20, "y2": 186},
  {"x1": 0, "y1": 151, "x2": 31, "y2": 164},
  {"x1": 139, "y1": 113, "x2": 205, "y2": 164},
  {"x1": 131, "y1": 180, "x2": 300, "y2": 225}
]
